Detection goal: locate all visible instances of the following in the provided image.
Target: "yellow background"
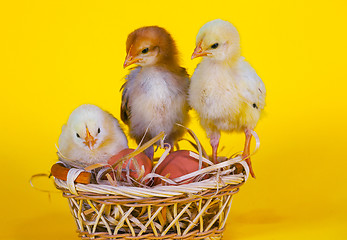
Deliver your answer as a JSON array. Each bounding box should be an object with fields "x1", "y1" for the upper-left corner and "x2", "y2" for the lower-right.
[{"x1": 1, "y1": 0, "x2": 346, "y2": 239}]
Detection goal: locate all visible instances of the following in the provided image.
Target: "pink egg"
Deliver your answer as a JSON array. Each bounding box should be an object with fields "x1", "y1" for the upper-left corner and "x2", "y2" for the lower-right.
[
  {"x1": 107, "y1": 148, "x2": 152, "y2": 180},
  {"x1": 154, "y1": 150, "x2": 207, "y2": 185}
]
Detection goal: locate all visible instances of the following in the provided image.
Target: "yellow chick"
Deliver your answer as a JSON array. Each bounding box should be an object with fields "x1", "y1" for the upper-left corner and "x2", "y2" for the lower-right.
[
  {"x1": 189, "y1": 19, "x2": 266, "y2": 178},
  {"x1": 58, "y1": 104, "x2": 128, "y2": 168}
]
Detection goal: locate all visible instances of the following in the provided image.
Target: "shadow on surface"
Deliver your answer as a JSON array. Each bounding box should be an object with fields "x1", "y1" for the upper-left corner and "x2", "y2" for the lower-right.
[{"x1": 12, "y1": 212, "x2": 79, "y2": 240}]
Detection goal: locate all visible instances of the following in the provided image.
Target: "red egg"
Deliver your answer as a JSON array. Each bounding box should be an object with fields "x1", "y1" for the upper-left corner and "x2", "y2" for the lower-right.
[
  {"x1": 154, "y1": 150, "x2": 208, "y2": 185},
  {"x1": 107, "y1": 148, "x2": 152, "y2": 180}
]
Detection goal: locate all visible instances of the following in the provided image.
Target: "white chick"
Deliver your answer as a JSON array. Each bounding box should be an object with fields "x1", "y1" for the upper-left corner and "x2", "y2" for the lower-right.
[
  {"x1": 121, "y1": 26, "x2": 190, "y2": 159},
  {"x1": 189, "y1": 19, "x2": 266, "y2": 178},
  {"x1": 58, "y1": 104, "x2": 128, "y2": 168}
]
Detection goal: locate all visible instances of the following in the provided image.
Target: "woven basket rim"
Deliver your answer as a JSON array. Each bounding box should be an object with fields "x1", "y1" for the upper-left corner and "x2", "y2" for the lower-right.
[{"x1": 54, "y1": 160, "x2": 249, "y2": 199}]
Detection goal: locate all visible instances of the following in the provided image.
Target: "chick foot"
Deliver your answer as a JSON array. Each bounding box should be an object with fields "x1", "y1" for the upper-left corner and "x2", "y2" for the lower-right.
[{"x1": 243, "y1": 128, "x2": 256, "y2": 178}]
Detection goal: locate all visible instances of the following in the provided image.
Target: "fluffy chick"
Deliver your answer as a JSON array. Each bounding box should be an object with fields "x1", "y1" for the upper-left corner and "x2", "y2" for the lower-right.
[
  {"x1": 189, "y1": 19, "x2": 266, "y2": 178},
  {"x1": 58, "y1": 104, "x2": 128, "y2": 168},
  {"x1": 121, "y1": 26, "x2": 190, "y2": 159}
]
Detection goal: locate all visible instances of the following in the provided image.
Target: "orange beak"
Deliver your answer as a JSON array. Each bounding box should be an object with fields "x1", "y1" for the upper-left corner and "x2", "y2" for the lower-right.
[
  {"x1": 191, "y1": 41, "x2": 209, "y2": 59},
  {"x1": 84, "y1": 127, "x2": 96, "y2": 149},
  {"x1": 123, "y1": 54, "x2": 141, "y2": 68},
  {"x1": 123, "y1": 45, "x2": 142, "y2": 68}
]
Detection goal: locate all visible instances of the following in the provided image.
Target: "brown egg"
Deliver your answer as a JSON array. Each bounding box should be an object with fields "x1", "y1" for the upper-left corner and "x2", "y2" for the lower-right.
[
  {"x1": 107, "y1": 148, "x2": 152, "y2": 180},
  {"x1": 154, "y1": 150, "x2": 208, "y2": 185}
]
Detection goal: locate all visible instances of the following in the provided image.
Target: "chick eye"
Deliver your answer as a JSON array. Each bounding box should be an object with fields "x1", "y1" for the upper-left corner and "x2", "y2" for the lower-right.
[
  {"x1": 97, "y1": 128, "x2": 101, "y2": 134},
  {"x1": 211, "y1": 43, "x2": 219, "y2": 49},
  {"x1": 76, "y1": 133, "x2": 80, "y2": 138},
  {"x1": 142, "y1": 48, "x2": 149, "y2": 54}
]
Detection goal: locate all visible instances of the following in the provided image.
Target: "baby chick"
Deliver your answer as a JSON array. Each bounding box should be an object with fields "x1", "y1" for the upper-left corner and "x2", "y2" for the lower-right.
[
  {"x1": 58, "y1": 104, "x2": 128, "y2": 168},
  {"x1": 121, "y1": 26, "x2": 190, "y2": 159},
  {"x1": 189, "y1": 19, "x2": 266, "y2": 178}
]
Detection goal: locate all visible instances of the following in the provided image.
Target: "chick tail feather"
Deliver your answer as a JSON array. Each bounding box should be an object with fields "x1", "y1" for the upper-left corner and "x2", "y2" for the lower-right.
[{"x1": 144, "y1": 145, "x2": 154, "y2": 160}]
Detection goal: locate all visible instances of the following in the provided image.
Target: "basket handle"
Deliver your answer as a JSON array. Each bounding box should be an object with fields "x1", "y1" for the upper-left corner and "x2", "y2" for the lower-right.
[{"x1": 51, "y1": 163, "x2": 91, "y2": 184}]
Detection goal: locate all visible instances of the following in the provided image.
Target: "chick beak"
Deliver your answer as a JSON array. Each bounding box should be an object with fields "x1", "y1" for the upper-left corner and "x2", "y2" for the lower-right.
[
  {"x1": 84, "y1": 127, "x2": 96, "y2": 150},
  {"x1": 123, "y1": 45, "x2": 142, "y2": 68},
  {"x1": 191, "y1": 42, "x2": 208, "y2": 59},
  {"x1": 124, "y1": 54, "x2": 140, "y2": 68}
]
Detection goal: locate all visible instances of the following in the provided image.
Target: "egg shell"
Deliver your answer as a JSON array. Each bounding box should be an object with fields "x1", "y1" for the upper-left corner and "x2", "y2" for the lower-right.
[
  {"x1": 154, "y1": 150, "x2": 208, "y2": 185},
  {"x1": 107, "y1": 148, "x2": 152, "y2": 180}
]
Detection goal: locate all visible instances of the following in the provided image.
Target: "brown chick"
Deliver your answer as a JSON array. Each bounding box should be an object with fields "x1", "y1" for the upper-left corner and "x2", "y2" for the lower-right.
[{"x1": 121, "y1": 26, "x2": 190, "y2": 159}]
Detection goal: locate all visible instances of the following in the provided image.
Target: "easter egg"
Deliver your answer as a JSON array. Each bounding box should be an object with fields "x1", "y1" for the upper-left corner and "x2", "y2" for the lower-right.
[
  {"x1": 154, "y1": 150, "x2": 207, "y2": 185},
  {"x1": 107, "y1": 148, "x2": 152, "y2": 180}
]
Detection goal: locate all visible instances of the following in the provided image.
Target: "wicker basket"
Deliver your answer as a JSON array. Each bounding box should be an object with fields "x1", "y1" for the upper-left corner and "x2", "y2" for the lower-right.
[{"x1": 53, "y1": 157, "x2": 249, "y2": 240}]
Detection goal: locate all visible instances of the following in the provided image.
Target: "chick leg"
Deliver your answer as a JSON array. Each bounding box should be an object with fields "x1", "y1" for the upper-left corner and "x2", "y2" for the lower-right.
[
  {"x1": 242, "y1": 128, "x2": 256, "y2": 178},
  {"x1": 210, "y1": 131, "x2": 220, "y2": 164},
  {"x1": 168, "y1": 141, "x2": 175, "y2": 153}
]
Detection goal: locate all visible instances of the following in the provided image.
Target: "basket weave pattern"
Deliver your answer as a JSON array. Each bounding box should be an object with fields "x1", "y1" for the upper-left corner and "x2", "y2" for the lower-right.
[
  {"x1": 62, "y1": 185, "x2": 240, "y2": 239},
  {"x1": 54, "y1": 160, "x2": 249, "y2": 239}
]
